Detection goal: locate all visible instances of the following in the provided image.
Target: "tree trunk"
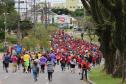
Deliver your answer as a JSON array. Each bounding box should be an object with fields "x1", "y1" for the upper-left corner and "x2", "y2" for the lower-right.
[
  {"x1": 122, "y1": 50, "x2": 126, "y2": 83},
  {"x1": 97, "y1": 26, "x2": 115, "y2": 74},
  {"x1": 112, "y1": 49, "x2": 123, "y2": 77}
]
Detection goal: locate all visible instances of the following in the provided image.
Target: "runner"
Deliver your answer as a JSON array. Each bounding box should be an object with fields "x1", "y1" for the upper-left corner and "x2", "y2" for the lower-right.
[
  {"x1": 66, "y1": 54, "x2": 71, "y2": 70},
  {"x1": 3, "y1": 52, "x2": 11, "y2": 73},
  {"x1": 31, "y1": 61, "x2": 39, "y2": 81},
  {"x1": 40, "y1": 55, "x2": 47, "y2": 73},
  {"x1": 50, "y1": 50, "x2": 57, "y2": 67},
  {"x1": 70, "y1": 58, "x2": 76, "y2": 73},
  {"x1": 80, "y1": 57, "x2": 90, "y2": 80},
  {"x1": 60, "y1": 54, "x2": 66, "y2": 71},
  {"x1": 11, "y1": 54, "x2": 18, "y2": 72},
  {"x1": 38, "y1": 52, "x2": 42, "y2": 59},
  {"x1": 23, "y1": 52, "x2": 30, "y2": 73},
  {"x1": 77, "y1": 55, "x2": 82, "y2": 74},
  {"x1": 47, "y1": 57, "x2": 54, "y2": 82}
]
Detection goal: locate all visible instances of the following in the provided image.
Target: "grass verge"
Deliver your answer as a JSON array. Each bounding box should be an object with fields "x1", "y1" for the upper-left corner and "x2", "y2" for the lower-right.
[{"x1": 89, "y1": 66, "x2": 122, "y2": 84}]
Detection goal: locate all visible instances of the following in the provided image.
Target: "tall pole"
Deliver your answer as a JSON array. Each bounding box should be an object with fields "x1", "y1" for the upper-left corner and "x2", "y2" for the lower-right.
[
  {"x1": 17, "y1": 0, "x2": 21, "y2": 43},
  {"x1": 3, "y1": 2, "x2": 8, "y2": 50},
  {"x1": 25, "y1": 0, "x2": 28, "y2": 19},
  {"x1": 4, "y1": 13, "x2": 7, "y2": 44},
  {"x1": 4, "y1": 12, "x2": 8, "y2": 49},
  {"x1": 44, "y1": 0, "x2": 48, "y2": 29},
  {"x1": 33, "y1": 0, "x2": 36, "y2": 28}
]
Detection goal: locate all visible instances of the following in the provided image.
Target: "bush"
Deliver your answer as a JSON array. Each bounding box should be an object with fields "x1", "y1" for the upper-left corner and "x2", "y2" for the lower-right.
[
  {"x1": 0, "y1": 42, "x2": 4, "y2": 52},
  {"x1": 20, "y1": 23, "x2": 57, "y2": 50},
  {"x1": 0, "y1": 32, "x2": 5, "y2": 42},
  {"x1": 7, "y1": 37, "x2": 17, "y2": 44},
  {"x1": 21, "y1": 37, "x2": 38, "y2": 50}
]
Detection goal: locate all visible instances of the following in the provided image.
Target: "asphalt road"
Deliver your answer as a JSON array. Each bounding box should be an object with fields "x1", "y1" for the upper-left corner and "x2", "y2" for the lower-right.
[{"x1": 0, "y1": 61, "x2": 87, "y2": 84}]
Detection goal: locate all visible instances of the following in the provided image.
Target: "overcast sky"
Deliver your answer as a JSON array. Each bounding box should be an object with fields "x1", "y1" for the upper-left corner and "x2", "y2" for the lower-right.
[{"x1": 15, "y1": 0, "x2": 65, "y2": 12}]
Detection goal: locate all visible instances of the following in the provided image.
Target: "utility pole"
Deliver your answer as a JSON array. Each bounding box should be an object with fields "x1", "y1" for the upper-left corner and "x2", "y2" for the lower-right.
[
  {"x1": 3, "y1": 3, "x2": 8, "y2": 49},
  {"x1": 4, "y1": 13, "x2": 7, "y2": 46},
  {"x1": 33, "y1": 0, "x2": 36, "y2": 28},
  {"x1": 17, "y1": 0, "x2": 21, "y2": 43},
  {"x1": 25, "y1": 0, "x2": 28, "y2": 19},
  {"x1": 2, "y1": 1, "x2": 9, "y2": 50},
  {"x1": 44, "y1": 0, "x2": 48, "y2": 29}
]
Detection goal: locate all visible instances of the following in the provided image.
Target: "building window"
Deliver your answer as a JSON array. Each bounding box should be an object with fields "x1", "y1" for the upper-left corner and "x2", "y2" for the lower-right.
[{"x1": 73, "y1": 6, "x2": 75, "y2": 8}]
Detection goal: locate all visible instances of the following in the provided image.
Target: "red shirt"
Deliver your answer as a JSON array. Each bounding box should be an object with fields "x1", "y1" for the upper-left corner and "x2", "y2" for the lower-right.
[
  {"x1": 77, "y1": 57, "x2": 82, "y2": 64},
  {"x1": 56, "y1": 53, "x2": 61, "y2": 60},
  {"x1": 67, "y1": 56, "x2": 72, "y2": 63},
  {"x1": 81, "y1": 61, "x2": 90, "y2": 70},
  {"x1": 12, "y1": 55, "x2": 18, "y2": 63}
]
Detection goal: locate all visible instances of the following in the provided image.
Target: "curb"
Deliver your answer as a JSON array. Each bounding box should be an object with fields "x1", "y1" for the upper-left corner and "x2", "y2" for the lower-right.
[
  {"x1": 82, "y1": 79, "x2": 95, "y2": 84},
  {"x1": 87, "y1": 80, "x2": 95, "y2": 84}
]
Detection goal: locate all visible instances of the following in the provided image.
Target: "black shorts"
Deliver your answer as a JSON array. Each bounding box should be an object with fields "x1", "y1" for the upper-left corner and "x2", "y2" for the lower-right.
[
  {"x1": 70, "y1": 64, "x2": 75, "y2": 68},
  {"x1": 61, "y1": 63, "x2": 66, "y2": 67},
  {"x1": 41, "y1": 64, "x2": 45, "y2": 69},
  {"x1": 4, "y1": 63, "x2": 9, "y2": 68},
  {"x1": 78, "y1": 64, "x2": 81, "y2": 69}
]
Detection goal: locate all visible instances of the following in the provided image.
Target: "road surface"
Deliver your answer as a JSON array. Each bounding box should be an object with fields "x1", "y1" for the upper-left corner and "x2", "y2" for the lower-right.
[{"x1": 0, "y1": 61, "x2": 88, "y2": 84}]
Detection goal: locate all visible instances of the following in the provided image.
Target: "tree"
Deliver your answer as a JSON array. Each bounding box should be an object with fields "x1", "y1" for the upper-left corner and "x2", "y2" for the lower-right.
[
  {"x1": 81, "y1": 0, "x2": 126, "y2": 83},
  {"x1": 20, "y1": 20, "x2": 33, "y2": 38},
  {"x1": 51, "y1": 8, "x2": 71, "y2": 15},
  {"x1": 71, "y1": 9, "x2": 84, "y2": 17},
  {"x1": 0, "y1": 0, "x2": 18, "y2": 41}
]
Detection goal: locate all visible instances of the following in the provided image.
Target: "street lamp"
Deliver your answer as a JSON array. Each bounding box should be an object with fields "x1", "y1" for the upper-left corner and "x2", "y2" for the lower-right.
[
  {"x1": 3, "y1": 13, "x2": 9, "y2": 48},
  {"x1": 2, "y1": 2, "x2": 9, "y2": 50},
  {"x1": 44, "y1": 0, "x2": 48, "y2": 29}
]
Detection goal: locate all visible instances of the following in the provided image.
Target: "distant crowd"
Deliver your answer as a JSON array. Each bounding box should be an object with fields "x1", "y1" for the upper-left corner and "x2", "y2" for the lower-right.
[{"x1": 1, "y1": 30, "x2": 103, "y2": 82}]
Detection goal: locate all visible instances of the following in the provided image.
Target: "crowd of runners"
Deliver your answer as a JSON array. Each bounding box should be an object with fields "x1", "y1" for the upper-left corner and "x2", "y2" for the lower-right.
[{"x1": 1, "y1": 30, "x2": 103, "y2": 82}]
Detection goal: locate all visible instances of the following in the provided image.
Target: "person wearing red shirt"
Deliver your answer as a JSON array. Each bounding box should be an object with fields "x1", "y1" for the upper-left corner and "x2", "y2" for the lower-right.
[
  {"x1": 11, "y1": 55, "x2": 18, "y2": 72},
  {"x1": 80, "y1": 58, "x2": 90, "y2": 80},
  {"x1": 92, "y1": 56, "x2": 96, "y2": 67},
  {"x1": 67, "y1": 55, "x2": 72, "y2": 70},
  {"x1": 56, "y1": 53, "x2": 61, "y2": 65},
  {"x1": 60, "y1": 55, "x2": 66, "y2": 71},
  {"x1": 77, "y1": 56, "x2": 82, "y2": 74},
  {"x1": 77, "y1": 56, "x2": 82, "y2": 64}
]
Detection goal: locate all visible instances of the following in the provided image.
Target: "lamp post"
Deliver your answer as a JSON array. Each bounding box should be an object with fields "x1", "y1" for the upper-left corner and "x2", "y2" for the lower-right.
[
  {"x1": 2, "y1": 2, "x2": 9, "y2": 50},
  {"x1": 44, "y1": 0, "x2": 48, "y2": 29},
  {"x1": 17, "y1": 0, "x2": 21, "y2": 43},
  {"x1": 3, "y1": 13, "x2": 8, "y2": 49},
  {"x1": 25, "y1": 0, "x2": 28, "y2": 19},
  {"x1": 33, "y1": 0, "x2": 36, "y2": 29}
]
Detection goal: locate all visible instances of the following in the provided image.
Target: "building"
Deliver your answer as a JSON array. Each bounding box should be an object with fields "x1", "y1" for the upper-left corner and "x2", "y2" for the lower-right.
[
  {"x1": 52, "y1": 0, "x2": 83, "y2": 11},
  {"x1": 52, "y1": 3, "x2": 65, "y2": 9},
  {"x1": 66, "y1": 0, "x2": 83, "y2": 11}
]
